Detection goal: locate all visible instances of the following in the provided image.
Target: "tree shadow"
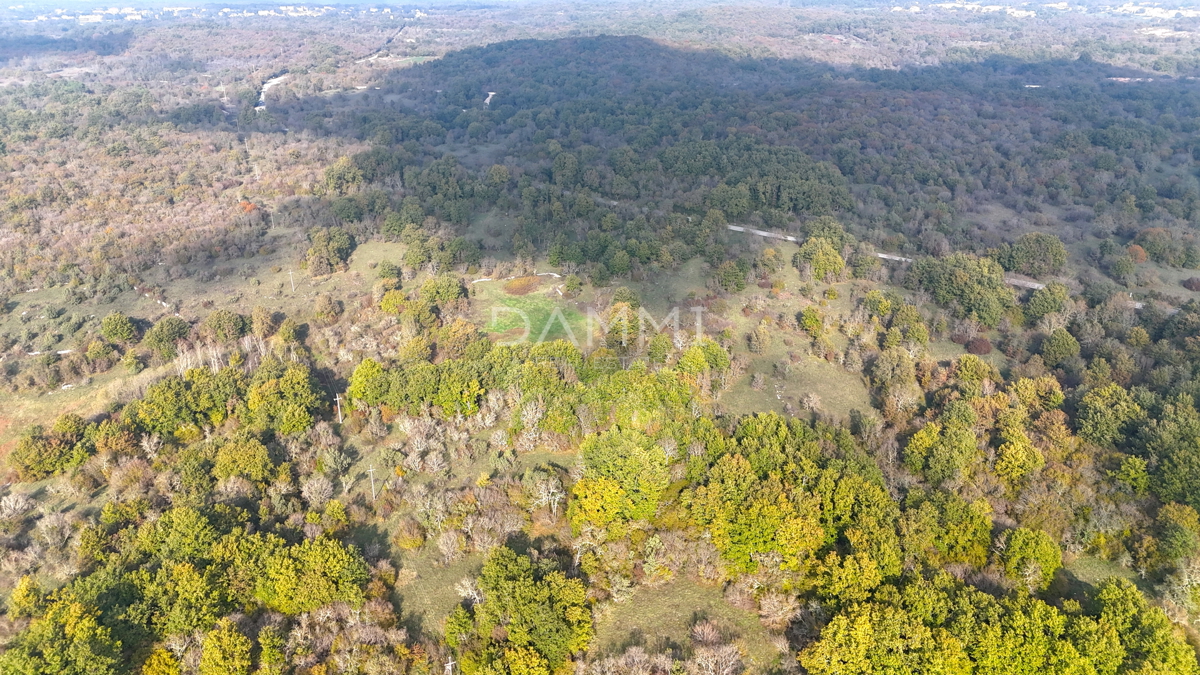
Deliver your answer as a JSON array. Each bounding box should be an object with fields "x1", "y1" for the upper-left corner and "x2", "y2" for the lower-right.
[
  {"x1": 0, "y1": 31, "x2": 132, "y2": 60},
  {"x1": 1049, "y1": 560, "x2": 1155, "y2": 606},
  {"x1": 157, "y1": 32, "x2": 1175, "y2": 151},
  {"x1": 348, "y1": 520, "x2": 391, "y2": 561}
]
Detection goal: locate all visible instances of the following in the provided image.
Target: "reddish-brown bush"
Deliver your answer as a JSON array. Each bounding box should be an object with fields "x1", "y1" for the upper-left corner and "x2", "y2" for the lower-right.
[
  {"x1": 967, "y1": 337, "x2": 993, "y2": 355},
  {"x1": 1127, "y1": 244, "x2": 1148, "y2": 264},
  {"x1": 1183, "y1": 277, "x2": 1200, "y2": 292}
]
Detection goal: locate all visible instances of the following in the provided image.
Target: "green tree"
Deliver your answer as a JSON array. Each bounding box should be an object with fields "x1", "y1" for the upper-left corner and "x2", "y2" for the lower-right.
[
  {"x1": 255, "y1": 625, "x2": 286, "y2": 675},
  {"x1": 910, "y1": 253, "x2": 1014, "y2": 327},
  {"x1": 1146, "y1": 396, "x2": 1200, "y2": 510},
  {"x1": 141, "y1": 649, "x2": 182, "y2": 675},
  {"x1": 1116, "y1": 455, "x2": 1150, "y2": 495},
  {"x1": 251, "y1": 306, "x2": 276, "y2": 338},
  {"x1": 706, "y1": 182, "x2": 752, "y2": 218},
  {"x1": 799, "y1": 601, "x2": 970, "y2": 675},
  {"x1": 322, "y1": 156, "x2": 363, "y2": 196},
  {"x1": 100, "y1": 311, "x2": 137, "y2": 343},
  {"x1": 552, "y1": 151, "x2": 579, "y2": 187},
  {"x1": 1001, "y1": 528, "x2": 1061, "y2": 591},
  {"x1": 419, "y1": 275, "x2": 466, "y2": 306},
  {"x1": 200, "y1": 310, "x2": 249, "y2": 344},
  {"x1": 690, "y1": 452, "x2": 824, "y2": 574},
  {"x1": 570, "y1": 427, "x2": 669, "y2": 533},
  {"x1": 793, "y1": 237, "x2": 846, "y2": 282},
  {"x1": 1157, "y1": 503, "x2": 1200, "y2": 563},
  {"x1": 244, "y1": 362, "x2": 322, "y2": 434},
  {"x1": 255, "y1": 537, "x2": 369, "y2": 614},
  {"x1": 379, "y1": 289, "x2": 406, "y2": 314},
  {"x1": 903, "y1": 412, "x2": 977, "y2": 485},
  {"x1": 199, "y1": 618, "x2": 251, "y2": 675},
  {"x1": 450, "y1": 547, "x2": 592, "y2": 674},
  {"x1": 1025, "y1": 282, "x2": 1070, "y2": 322},
  {"x1": 140, "y1": 507, "x2": 219, "y2": 564},
  {"x1": 1040, "y1": 328, "x2": 1080, "y2": 367},
  {"x1": 1095, "y1": 577, "x2": 1198, "y2": 674},
  {"x1": 305, "y1": 227, "x2": 355, "y2": 276},
  {"x1": 213, "y1": 438, "x2": 273, "y2": 484},
  {"x1": 817, "y1": 551, "x2": 884, "y2": 605},
  {"x1": 131, "y1": 562, "x2": 227, "y2": 637},
  {"x1": 347, "y1": 357, "x2": 388, "y2": 407},
  {"x1": 611, "y1": 286, "x2": 641, "y2": 310},
  {"x1": 8, "y1": 419, "x2": 92, "y2": 481},
  {"x1": 144, "y1": 317, "x2": 191, "y2": 360},
  {"x1": 714, "y1": 260, "x2": 747, "y2": 293},
  {"x1": 7, "y1": 575, "x2": 44, "y2": 618},
  {"x1": 998, "y1": 232, "x2": 1068, "y2": 278},
  {"x1": 0, "y1": 600, "x2": 122, "y2": 675},
  {"x1": 86, "y1": 339, "x2": 114, "y2": 362},
  {"x1": 1077, "y1": 383, "x2": 1144, "y2": 448},
  {"x1": 803, "y1": 216, "x2": 851, "y2": 248}
]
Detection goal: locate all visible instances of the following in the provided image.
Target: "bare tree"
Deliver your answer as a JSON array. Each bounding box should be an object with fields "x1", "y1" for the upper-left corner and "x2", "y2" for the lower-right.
[
  {"x1": 301, "y1": 474, "x2": 334, "y2": 509},
  {"x1": 0, "y1": 493, "x2": 35, "y2": 521},
  {"x1": 691, "y1": 620, "x2": 723, "y2": 647},
  {"x1": 454, "y1": 577, "x2": 483, "y2": 606},
  {"x1": 438, "y1": 529, "x2": 465, "y2": 564},
  {"x1": 530, "y1": 475, "x2": 565, "y2": 518},
  {"x1": 686, "y1": 645, "x2": 743, "y2": 675},
  {"x1": 757, "y1": 591, "x2": 800, "y2": 632},
  {"x1": 140, "y1": 432, "x2": 162, "y2": 460}
]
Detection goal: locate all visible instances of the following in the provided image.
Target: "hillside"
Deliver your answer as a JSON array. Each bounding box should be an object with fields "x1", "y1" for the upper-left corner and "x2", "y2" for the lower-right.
[{"x1": 2, "y1": 3, "x2": 1200, "y2": 675}]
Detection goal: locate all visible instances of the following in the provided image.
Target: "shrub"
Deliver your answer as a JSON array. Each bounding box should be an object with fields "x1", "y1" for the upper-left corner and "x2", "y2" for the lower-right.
[
  {"x1": 1040, "y1": 328, "x2": 1080, "y2": 367},
  {"x1": 380, "y1": 290, "x2": 406, "y2": 314},
  {"x1": 1182, "y1": 277, "x2": 1200, "y2": 292},
  {"x1": 393, "y1": 518, "x2": 426, "y2": 550},
  {"x1": 966, "y1": 337, "x2": 993, "y2": 355},
  {"x1": 100, "y1": 312, "x2": 137, "y2": 343},
  {"x1": 144, "y1": 317, "x2": 191, "y2": 360},
  {"x1": 200, "y1": 309, "x2": 248, "y2": 344},
  {"x1": 9, "y1": 416, "x2": 92, "y2": 481}
]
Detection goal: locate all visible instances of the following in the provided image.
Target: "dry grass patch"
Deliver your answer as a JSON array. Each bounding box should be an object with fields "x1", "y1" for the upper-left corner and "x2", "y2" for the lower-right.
[{"x1": 504, "y1": 276, "x2": 542, "y2": 296}]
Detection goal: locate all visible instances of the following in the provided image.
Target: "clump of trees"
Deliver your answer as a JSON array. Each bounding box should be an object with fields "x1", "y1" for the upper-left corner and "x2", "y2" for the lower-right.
[{"x1": 909, "y1": 253, "x2": 1015, "y2": 327}]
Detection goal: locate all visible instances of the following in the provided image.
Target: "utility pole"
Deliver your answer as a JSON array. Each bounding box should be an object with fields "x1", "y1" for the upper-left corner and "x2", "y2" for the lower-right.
[
  {"x1": 368, "y1": 464, "x2": 377, "y2": 501},
  {"x1": 334, "y1": 394, "x2": 344, "y2": 423},
  {"x1": 444, "y1": 658, "x2": 456, "y2": 675},
  {"x1": 288, "y1": 269, "x2": 295, "y2": 292}
]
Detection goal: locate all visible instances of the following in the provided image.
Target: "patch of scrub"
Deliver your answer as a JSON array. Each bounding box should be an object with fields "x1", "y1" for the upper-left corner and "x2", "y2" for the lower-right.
[{"x1": 590, "y1": 580, "x2": 781, "y2": 672}]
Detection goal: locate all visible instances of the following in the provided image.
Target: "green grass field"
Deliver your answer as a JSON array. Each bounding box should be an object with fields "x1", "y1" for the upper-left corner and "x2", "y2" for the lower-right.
[
  {"x1": 470, "y1": 278, "x2": 593, "y2": 345},
  {"x1": 394, "y1": 549, "x2": 485, "y2": 636}
]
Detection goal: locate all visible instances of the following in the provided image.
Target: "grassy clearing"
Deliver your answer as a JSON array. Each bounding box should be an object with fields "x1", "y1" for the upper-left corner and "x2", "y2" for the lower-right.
[
  {"x1": 629, "y1": 258, "x2": 711, "y2": 314},
  {"x1": 724, "y1": 353, "x2": 872, "y2": 421},
  {"x1": 473, "y1": 282, "x2": 589, "y2": 343},
  {"x1": 590, "y1": 580, "x2": 782, "y2": 672},
  {"x1": 0, "y1": 362, "x2": 179, "y2": 453},
  {"x1": 1138, "y1": 261, "x2": 1200, "y2": 304},
  {"x1": 394, "y1": 549, "x2": 484, "y2": 636},
  {"x1": 348, "y1": 241, "x2": 408, "y2": 273},
  {"x1": 1058, "y1": 554, "x2": 1150, "y2": 602},
  {"x1": 1064, "y1": 555, "x2": 1140, "y2": 587}
]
